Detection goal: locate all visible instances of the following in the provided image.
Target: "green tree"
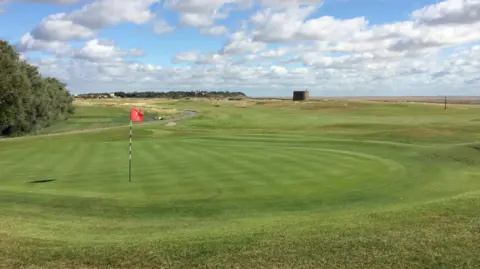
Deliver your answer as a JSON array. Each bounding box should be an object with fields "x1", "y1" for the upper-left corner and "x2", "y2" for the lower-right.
[{"x1": 0, "y1": 40, "x2": 75, "y2": 136}]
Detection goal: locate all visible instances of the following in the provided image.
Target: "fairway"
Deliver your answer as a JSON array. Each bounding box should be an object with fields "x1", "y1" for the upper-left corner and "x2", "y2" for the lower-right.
[{"x1": 1, "y1": 99, "x2": 480, "y2": 268}]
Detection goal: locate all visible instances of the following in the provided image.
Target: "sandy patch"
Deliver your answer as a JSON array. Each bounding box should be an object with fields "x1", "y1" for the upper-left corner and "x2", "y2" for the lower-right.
[{"x1": 166, "y1": 122, "x2": 177, "y2": 127}]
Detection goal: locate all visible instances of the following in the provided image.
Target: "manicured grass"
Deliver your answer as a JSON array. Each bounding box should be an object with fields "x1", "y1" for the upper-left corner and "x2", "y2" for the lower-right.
[{"x1": 0, "y1": 99, "x2": 479, "y2": 268}]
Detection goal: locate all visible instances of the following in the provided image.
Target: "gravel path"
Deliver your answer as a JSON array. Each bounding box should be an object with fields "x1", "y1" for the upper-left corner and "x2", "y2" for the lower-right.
[{"x1": 0, "y1": 110, "x2": 198, "y2": 142}]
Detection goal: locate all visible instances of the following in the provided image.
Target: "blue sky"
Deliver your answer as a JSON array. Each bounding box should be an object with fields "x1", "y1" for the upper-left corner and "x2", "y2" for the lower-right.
[{"x1": 1, "y1": 0, "x2": 480, "y2": 97}]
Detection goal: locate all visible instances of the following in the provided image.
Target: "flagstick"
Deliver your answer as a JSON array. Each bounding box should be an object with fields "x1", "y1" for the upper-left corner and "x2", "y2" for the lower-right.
[{"x1": 129, "y1": 120, "x2": 132, "y2": 182}]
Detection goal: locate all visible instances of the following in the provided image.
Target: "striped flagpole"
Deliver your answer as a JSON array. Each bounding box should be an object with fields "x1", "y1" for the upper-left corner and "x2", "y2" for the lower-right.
[{"x1": 129, "y1": 120, "x2": 132, "y2": 182}]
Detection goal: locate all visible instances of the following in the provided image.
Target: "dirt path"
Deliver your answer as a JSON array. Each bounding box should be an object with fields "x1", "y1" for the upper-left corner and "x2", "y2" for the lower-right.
[{"x1": 0, "y1": 110, "x2": 198, "y2": 142}]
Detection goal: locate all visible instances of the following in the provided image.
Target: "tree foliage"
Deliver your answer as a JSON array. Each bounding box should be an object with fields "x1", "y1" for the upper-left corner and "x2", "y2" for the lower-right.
[
  {"x1": 0, "y1": 40, "x2": 75, "y2": 137},
  {"x1": 76, "y1": 90, "x2": 248, "y2": 99}
]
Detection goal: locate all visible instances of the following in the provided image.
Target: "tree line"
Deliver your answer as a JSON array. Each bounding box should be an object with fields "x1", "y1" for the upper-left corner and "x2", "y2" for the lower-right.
[
  {"x1": 0, "y1": 40, "x2": 75, "y2": 137},
  {"x1": 75, "y1": 90, "x2": 248, "y2": 99}
]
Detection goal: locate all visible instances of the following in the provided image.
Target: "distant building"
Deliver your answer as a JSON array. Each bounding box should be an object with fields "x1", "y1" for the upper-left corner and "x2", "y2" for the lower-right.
[{"x1": 293, "y1": 90, "x2": 309, "y2": 101}]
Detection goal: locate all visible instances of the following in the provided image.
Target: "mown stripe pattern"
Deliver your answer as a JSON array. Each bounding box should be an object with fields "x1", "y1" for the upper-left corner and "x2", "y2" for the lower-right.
[{"x1": 1, "y1": 100, "x2": 480, "y2": 268}]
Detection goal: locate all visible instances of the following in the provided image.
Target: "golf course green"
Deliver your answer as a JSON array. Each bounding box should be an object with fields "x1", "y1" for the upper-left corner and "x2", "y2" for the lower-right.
[{"x1": 0, "y1": 99, "x2": 479, "y2": 268}]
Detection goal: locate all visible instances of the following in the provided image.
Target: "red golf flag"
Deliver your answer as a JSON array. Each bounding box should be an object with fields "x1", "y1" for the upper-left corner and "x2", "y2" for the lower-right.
[{"x1": 130, "y1": 108, "x2": 143, "y2": 122}]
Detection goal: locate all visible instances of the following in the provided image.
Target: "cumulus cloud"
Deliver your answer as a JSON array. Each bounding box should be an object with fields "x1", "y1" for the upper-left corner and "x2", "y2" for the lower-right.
[
  {"x1": 174, "y1": 51, "x2": 229, "y2": 65},
  {"x1": 196, "y1": 53, "x2": 229, "y2": 64},
  {"x1": 67, "y1": 0, "x2": 157, "y2": 29},
  {"x1": 30, "y1": 13, "x2": 97, "y2": 41},
  {"x1": 30, "y1": 44, "x2": 480, "y2": 96},
  {"x1": 153, "y1": 19, "x2": 175, "y2": 34},
  {"x1": 412, "y1": 0, "x2": 480, "y2": 26},
  {"x1": 250, "y1": 6, "x2": 316, "y2": 42},
  {"x1": 74, "y1": 39, "x2": 144, "y2": 61},
  {"x1": 174, "y1": 51, "x2": 199, "y2": 63},
  {"x1": 258, "y1": 0, "x2": 322, "y2": 8},
  {"x1": 25, "y1": 0, "x2": 81, "y2": 4},
  {"x1": 200, "y1": 25, "x2": 228, "y2": 35},
  {"x1": 247, "y1": 2, "x2": 480, "y2": 57},
  {"x1": 259, "y1": 48, "x2": 288, "y2": 58},
  {"x1": 15, "y1": 0, "x2": 480, "y2": 95},
  {"x1": 164, "y1": 0, "x2": 239, "y2": 26},
  {"x1": 16, "y1": 33, "x2": 72, "y2": 54},
  {"x1": 250, "y1": 6, "x2": 370, "y2": 44},
  {"x1": 221, "y1": 27, "x2": 266, "y2": 54},
  {"x1": 18, "y1": 0, "x2": 159, "y2": 51},
  {"x1": 179, "y1": 12, "x2": 214, "y2": 26}
]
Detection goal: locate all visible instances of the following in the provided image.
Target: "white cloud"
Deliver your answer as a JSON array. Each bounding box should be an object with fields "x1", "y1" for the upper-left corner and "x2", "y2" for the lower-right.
[
  {"x1": 412, "y1": 0, "x2": 480, "y2": 26},
  {"x1": 251, "y1": 6, "x2": 316, "y2": 42},
  {"x1": 16, "y1": 33, "x2": 72, "y2": 54},
  {"x1": 385, "y1": 23, "x2": 480, "y2": 52},
  {"x1": 164, "y1": 0, "x2": 233, "y2": 13},
  {"x1": 297, "y1": 16, "x2": 368, "y2": 41},
  {"x1": 68, "y1": 0, "x2": 158, "y2": 29},
  {"x1": 28, "y1": 42, "x2": 480, "y2": 96},
  {"x1": 174, "y1": 51, "x2": 199, "y2": 63},
  {"x1": 200, "y1": 25, "x2": 228, "y2": 35},
  {"x1": 179, "y1": 12, "x2": 214, "y2": 26},
  {"x1": 259, "y1": 48, "x2": 288, "y2": 57},
  {"x1": 196, "y1": 53, "x2": 229, "y2": 64},
  {"x1": 25, "y1": 0, "x2": 81, "y2": 4},
  {"x1": 164, "y1": 0, "x2": 235, "y2": 26},
  {"x1": 221, "y1": 28, "x2": 266, "y2": 55},
  {"x1": 31, "y1": 13, "x2": 97, "y2": 41},
  {"x1": 153, "y1": 19, "x2": 175, "y2": 34},
  {"x1": 174, "y1": 51, "x2": 229, "y2": 65},
  {"x1": 74, "y1": 39, "x2": 142, "y2": 61},
  {"x1": 17, "y1": 35, "x2": 144, "y2": 63},
  {"x1": 20, "y1": 0, "x2": 159, "y2": 49},
  {"x1": 258, "y1": 0, "x2": 322, "y2": 9},
  {"x1": 16, "y1": 0, "x2": 480, "y2": 95},
  {"x1": 251, "y1": 7, "x2": 369, "y2": 43},
  {"x1": 269, "y1": 65, "x2": 288, "y2": 76},
  {"x1": 248, "y1": 3, "x2": 480, "y2": 56}
]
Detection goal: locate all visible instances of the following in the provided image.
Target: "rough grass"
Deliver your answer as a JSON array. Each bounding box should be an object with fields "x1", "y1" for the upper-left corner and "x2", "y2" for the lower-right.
[
  {"x1": 35, "y1": 105, "x2": 132, "y2": 134},
  {"x1": 33, "y1": 99, "x2": 183, "y2": 135},
  {"x1": 0, "y1": 99, "x2": 479, "y2": 268}
]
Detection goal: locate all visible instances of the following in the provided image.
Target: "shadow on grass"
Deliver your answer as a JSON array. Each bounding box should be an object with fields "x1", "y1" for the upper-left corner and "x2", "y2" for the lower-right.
[{"x1": 27, "y1": 179, "x2": 56, "y2": 184}]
